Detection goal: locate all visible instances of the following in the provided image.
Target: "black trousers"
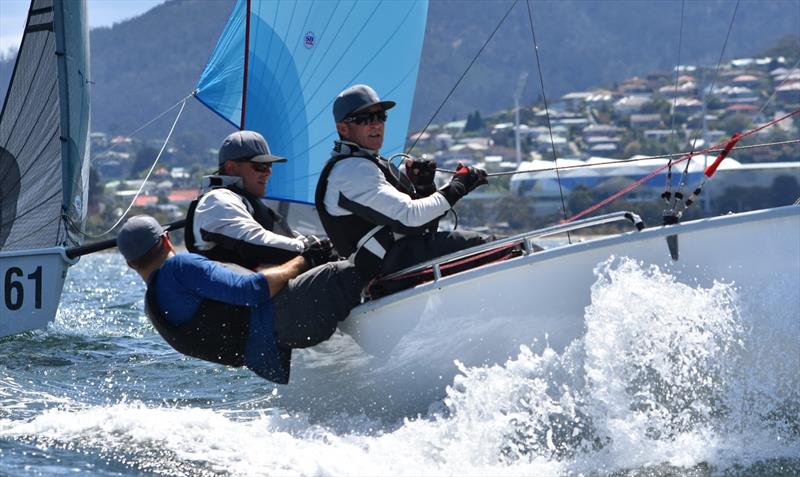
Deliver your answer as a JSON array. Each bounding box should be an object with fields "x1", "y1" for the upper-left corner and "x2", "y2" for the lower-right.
[
  {"x1": 271, "y1": 260, "x2": 365, "y2": 349},
  {"x1": 380, "y1": 230, "x2": 492, "y2": 275}
]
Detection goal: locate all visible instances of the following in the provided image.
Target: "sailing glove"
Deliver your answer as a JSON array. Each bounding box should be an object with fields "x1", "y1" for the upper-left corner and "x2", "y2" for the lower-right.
[
  {"x1": 440, "y1": 163, "x2": 489, "y2": 206},
  {"x1": 405, "y1": 157, "x2": 438, "y2": 197},
  {"x1": 301, "y1": 235, "x2": 338, "y2": 268}
]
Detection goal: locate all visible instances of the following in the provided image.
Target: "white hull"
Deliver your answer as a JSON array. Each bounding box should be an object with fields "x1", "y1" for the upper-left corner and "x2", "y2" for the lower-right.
[
  {"x1": 290, "y1": 206, "x2": 800, "y2": 416},
  {"x1": 0, "y1": 248, "x2": 75, "y2": 338}
]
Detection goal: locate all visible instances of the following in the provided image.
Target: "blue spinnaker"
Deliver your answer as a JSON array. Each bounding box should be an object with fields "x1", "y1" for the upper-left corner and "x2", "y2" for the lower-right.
[{"x1": 196, "y1": 0, "x2": 428, "y2": 204}]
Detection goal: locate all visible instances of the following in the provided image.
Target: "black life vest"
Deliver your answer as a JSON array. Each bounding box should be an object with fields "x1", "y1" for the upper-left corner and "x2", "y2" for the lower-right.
[
  {"x1": 314, "y1": 142, "x2": 434, "y2": 275},
  {"x1": 144, "y1": 269, "x2": 250, "y2": 367},
  {"x1": 185, "y1": 183, "x2": 297, "y2": 269}
]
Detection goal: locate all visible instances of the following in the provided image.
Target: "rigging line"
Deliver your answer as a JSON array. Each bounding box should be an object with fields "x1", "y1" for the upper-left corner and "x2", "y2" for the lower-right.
[
  {"x1": 90, "y1": 92, "x2": 195, "y2": 164},
  {"x1": 407, "y1": 0, "x2": 519, "y2": 154},
  {"x1": 564, "y1": 108, "x2": 799, "y2": 223},
  {"x1": 671, "y1": 0, "x2": 740, "y2": 210},
  {"x1": 437, "y1": 138, "x2": 800, "y2": 177},
  {"x1": 664, "y1": 0, "x2": 686, "y2": 197},
  {"x1": 526, "y1": 0, "x2": 570, "y2": 235},
  {"x1": 83, "y1": 97, "x2": 189, "y2": 239},
  {"x1": 505, "y1": 139, "x2": 800, "y2": 176},
  {"x1": 757, "y1": 56, "x2": 800, "y2": 117}
]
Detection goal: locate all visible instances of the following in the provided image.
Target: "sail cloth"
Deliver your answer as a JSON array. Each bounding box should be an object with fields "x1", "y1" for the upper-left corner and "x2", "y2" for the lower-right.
[
  {"x1": 0, "y1": 0, "x2": 91, "y2": 251},
  {"x1": 196, "y1": 0, "x2": 428, "y2": 204}
]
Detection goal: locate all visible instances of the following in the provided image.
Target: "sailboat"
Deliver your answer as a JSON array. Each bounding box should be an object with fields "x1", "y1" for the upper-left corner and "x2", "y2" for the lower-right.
[
  {"x1": 0, "y1": 0, "x2": 91, "y2": 338},
  {"x1": 191, "y1": 0, "x2": 799, "y2": 411}
]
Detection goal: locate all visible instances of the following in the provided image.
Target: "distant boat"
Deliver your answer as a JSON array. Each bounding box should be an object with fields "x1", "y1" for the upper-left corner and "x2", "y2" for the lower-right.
[
  {"x1": 0, "y1": 0, "x2": 91, "y2": 338},
  {"x1": 192, "y1": 0, "x2": 799, "y2": 410}
]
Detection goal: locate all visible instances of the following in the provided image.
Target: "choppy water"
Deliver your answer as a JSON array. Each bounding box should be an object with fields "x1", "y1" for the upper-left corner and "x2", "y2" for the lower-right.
[{"x1": 1, "y1": 252, "x2": 798, "y2": 476}]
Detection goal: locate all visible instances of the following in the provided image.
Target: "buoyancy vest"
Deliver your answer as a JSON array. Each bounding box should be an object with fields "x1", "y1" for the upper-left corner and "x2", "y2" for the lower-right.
[
  {"x1": 185, "y1": 183, "x2": 298, "y2": 269},
  {"x1": 314, "y1": 141, "x2": 435, "y2": 275},
  {"x1": 144, "y1": 269, "x2": 250, "y2": 367}
]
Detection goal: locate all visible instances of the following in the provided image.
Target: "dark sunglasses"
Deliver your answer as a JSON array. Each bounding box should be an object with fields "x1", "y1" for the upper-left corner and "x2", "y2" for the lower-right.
[
  {"x1": 344, "y1": 110, "x2": 387, "y2": 125},
  {"x1": 246, "y1": 162, "x2": 272, "y2": 173}
]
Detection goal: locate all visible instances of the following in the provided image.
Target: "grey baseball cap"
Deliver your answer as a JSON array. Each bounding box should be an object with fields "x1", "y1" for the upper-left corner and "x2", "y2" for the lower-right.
[
  {"x1": 117, "y1": 215, "x2": 166, "y2": 262},
  {"x1": 218, "y1": 130, "x2": 287, "y2": 165},
  {"x1": 333, "y1": 84, "x2": 395, "y2": 123}
]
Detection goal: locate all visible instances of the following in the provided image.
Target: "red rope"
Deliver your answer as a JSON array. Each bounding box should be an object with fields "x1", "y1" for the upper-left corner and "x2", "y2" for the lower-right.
[{"x1": 563, "y1": 108, "x2": 800, "y2": 223}]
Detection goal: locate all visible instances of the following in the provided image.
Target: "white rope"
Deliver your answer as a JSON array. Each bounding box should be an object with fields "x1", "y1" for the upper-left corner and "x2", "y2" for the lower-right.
[{"x1": 86, "y1": 96, "x2": 190, "y2": 238}]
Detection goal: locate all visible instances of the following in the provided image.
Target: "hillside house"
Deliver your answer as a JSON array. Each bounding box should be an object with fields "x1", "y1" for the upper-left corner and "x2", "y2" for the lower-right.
[
  {"x1": 658, "y1": 82, "x2": 697, "y2": 98},
  {"x1": 582, "y1": 124, "x2": 621, "y2": 140},
  {"x1": 776, "y1": 82, "x2": 800, "y2": 105},
  {"x1": 643, "y1": 129, "x2": 677, "y2": 144},
  {"x1": 585, "y1": 89, "x2": 618, "y2": 108},
  {"x1": 630, "y1": 114, "x2": 663, "y2": 129},
  {"x1": 561, "y1": 92, "x2": 593, "y2": 112},
  {"x1": 731, "y1": 74, "x2": 762, "y2": 89},
  {"x1": 613, "y1": 95, "x2": 651, "y2": 115},
  {"x1": 673, "y1": 97, "x2": 703, "y2": 115},
  {"x1": 619, "y1": 77, "x2": 652, "y2": 95}
]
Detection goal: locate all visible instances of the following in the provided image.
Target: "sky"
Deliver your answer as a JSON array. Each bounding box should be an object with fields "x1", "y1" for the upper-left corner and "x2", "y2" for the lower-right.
[{"x1": 0, "y1": 0, "x2": 166, "y2": 55}]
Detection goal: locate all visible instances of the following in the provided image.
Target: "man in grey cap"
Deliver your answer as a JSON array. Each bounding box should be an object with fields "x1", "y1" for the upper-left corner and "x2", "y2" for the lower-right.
[
  {"x1": 315, "y1": 84, "x2": 491, "y2": 281},
  {"x1": 117, "y1": 214, "x2": 363, "y2": 384},
  {"x1": 186, "y1": 130, "x2": 334, "y2": 270}
]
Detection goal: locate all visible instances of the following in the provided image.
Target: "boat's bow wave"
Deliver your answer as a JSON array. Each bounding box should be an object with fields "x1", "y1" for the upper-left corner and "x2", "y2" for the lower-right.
[{"x1": 2, "y1": 256, "x2": 797, "y2": 474}]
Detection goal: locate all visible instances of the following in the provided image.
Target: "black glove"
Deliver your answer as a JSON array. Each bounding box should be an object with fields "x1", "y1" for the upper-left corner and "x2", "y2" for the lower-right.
[
  {"x1": 440, "y1": 163, "x2": 488, "y2": 206},
  {"x1": 301, "y1": 235, "x2": 337, "y2": 268},
  {"x1": 405, "y1": 157, "x2": 438, "y2": 198}
]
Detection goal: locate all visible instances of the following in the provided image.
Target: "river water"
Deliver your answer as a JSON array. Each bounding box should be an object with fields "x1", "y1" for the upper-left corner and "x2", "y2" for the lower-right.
[{"x1": 1, "y1": 252, "x2": 798, "y2": 476}]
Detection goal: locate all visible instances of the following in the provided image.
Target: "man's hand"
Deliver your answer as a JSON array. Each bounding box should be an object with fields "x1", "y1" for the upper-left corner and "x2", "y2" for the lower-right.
[
  {"x1": 440, "y1": 163, "x2": 489, "y2": 206},
  {"x1": 405, "y1": 157, "x2": 437, "y2": 185},
  {"x1": 405, "y1": 157, "x2": 438, "y2": 197},
  {"x1": 301, "y1": 235, "x2": 338, "y2": 268}
]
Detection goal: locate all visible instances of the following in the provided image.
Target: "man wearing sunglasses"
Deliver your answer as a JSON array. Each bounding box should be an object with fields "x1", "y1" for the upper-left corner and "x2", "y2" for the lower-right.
[
  {"x1": 315, "y1": 84, "x2": 491, "y2": 280},
  {"x1": 186, "y1": 130, "x2": 334, "y2": 270}
]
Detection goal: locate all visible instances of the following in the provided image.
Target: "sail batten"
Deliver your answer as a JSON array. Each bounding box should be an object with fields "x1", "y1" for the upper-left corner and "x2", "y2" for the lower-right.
[{"x1": 197, "y1": 0, "x2": 428, "y2": 205}]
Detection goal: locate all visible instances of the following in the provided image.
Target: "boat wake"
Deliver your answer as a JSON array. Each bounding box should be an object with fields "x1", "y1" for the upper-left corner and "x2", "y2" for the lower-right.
[{"x1": 1, "y1": 257, "x2": 798, "y2": 475}]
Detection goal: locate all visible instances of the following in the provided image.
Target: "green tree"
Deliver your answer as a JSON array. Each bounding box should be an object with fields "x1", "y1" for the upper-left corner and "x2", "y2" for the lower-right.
[
  {"x1": 719, "y1": 114, "x2": 753, "y2": 136},
  {"x1": 567, "y1": 185, "x2": 595, "y2": 215},
  {"x1": 131, "y1": 146, "x2": 159, "y2": 176}
]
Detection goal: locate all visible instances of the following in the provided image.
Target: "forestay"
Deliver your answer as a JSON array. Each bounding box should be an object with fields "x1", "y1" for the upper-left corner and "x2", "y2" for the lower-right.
[
  {"x1": 195, "y1": 0, "x2": 428, "y2": 204},
  {"x1": 0, "y1": 0, "x2": 91, "y2": 251}
]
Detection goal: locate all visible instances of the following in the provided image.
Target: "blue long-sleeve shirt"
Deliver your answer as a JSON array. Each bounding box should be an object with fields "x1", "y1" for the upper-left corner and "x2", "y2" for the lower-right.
[
  {"x1": 154, "y1": 253, "x2": 270, "y2": 323},
  {"x1": 152, "y1": 253, "x2": 289, "y2": 382}
]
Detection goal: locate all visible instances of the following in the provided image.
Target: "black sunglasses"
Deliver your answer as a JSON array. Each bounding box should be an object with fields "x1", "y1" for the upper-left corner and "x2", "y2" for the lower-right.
[
  {"x1": 344, "y1": 110, "x2": 387, "y2": 125},
  {"x1": 246, "y1": 162, "x2": 272, "y2": 172}
]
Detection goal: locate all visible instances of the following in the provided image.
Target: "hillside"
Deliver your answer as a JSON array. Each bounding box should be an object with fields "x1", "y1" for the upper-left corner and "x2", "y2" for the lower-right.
[{"x1": 1, "y1": 0, "x2": 798, "y2": 151}]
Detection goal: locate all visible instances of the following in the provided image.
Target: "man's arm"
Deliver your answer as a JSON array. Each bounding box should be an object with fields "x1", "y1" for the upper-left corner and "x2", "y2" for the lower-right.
[
  {"x1": 325, "y1": 159, "x2": 451, "y2": 233},
  {"x1": 193, "y1": 189, "x2": 305, "y2": 262},
  {"x1": 257, "y1": 256, "x2": 309, "y2": 297}
]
